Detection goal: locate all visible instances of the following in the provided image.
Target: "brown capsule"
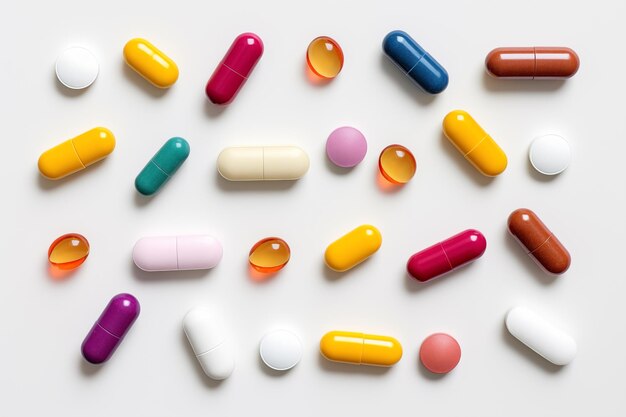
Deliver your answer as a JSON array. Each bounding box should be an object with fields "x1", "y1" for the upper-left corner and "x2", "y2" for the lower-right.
[
  {"x1": 485, "y1": 47, "x2": 580, "y2": 79},
  {"x1": 507, "y1": 208, "x2": 571, "y2": 275}
]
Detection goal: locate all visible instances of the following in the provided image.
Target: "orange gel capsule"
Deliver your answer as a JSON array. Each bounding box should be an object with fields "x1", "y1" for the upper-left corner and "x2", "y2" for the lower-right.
[
  {"x1": 249, "y1": 237, "x2": 291, "y2": 273},
  {"x1": 48, "y1": 233, "x2": 90, "y2": 270},
  {"x1": 378, "y1": 144, "x2": 417, "y2": 184}
]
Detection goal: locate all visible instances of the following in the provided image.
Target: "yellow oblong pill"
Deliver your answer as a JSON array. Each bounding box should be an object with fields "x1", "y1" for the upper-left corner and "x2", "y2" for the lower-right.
[
  {"x1": 320, "y1": 331, "x2": 403, "y2": 367},
  {"x1": 123, "y1": 38, "x2": 179, "y2": 88},
  {"x1": 38, "y1": 127, "x2": 115, "y2": 180},
  {"x1": 324, "y1": 224, "x2": 382, "y2": 272},
  {"x1": 443, "y1": 110, "x2": 507, "y2": 176}
]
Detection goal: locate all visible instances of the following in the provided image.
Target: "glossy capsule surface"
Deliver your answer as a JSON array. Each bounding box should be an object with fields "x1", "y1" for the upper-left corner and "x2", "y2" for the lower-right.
[
  {"x1": 123, "y1": 38, "x2": 179, "y2": 88},
  {"x1": 320, "y1": 331, "x2": 402, "y2": 367},
  {"x1": 205, "y1": 33, "x2": 264, "y2": 105},
  {"x1": 306, "y1": 36, "x2": 344, "y2": 79},
  {"x1": 135, "y1": 137, "x2": 190, "y2": 196},
  {"x1": 249, "y1": 237, "x2": 291, "y2": 273},
  {"x1": 217, "y1": 146, "x2": 309, "y2": 181},
  {"x1": 486, "y1": 47, "x2": 579, "y2": 79},
  {"x1": 378, "y1": 144, "x2": 417, "y2": 184},
  {"x1": 443, "y1": 110, "x2": 507, "y2": 176},
  {"x1": 508, "y1": 208, "x2": 571, "y2": 274},
  {"x1": 382, "y1": 30, "x2": 448, "y2": 94},
  {"x1": 48, "y1": 233, "x2": 89, "y2": 270},
  {"x1": 325, "y1": 225, "x2": 382, "y2": 272},
  {"x1": 407, "y1": 229, "x2": 487, "y2": 282},
  {"x1": 38, "y1": 127, "x2": 115, "y2": 180}
]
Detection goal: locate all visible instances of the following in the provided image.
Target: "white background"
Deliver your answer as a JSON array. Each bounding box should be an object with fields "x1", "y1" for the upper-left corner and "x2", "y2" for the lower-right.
[{"x1": 2, "y1": 0, "x2": 625, "y2": 415}]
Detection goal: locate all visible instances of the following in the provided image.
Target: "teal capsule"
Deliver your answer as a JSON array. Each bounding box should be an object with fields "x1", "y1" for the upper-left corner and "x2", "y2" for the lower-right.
[{"x1": 135, "y1": 137, "x2": 190, "y2": 196}]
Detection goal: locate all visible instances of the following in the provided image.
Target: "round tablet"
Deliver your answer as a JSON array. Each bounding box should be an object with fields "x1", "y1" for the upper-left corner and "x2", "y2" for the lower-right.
[
  {"x1": 259, "y1": 329, "x2": 302, "y2": 371},
  {"x1": 326, "y1": 127, "x2": 367, "y2": 168},
  {"x1": 55, "y1": 46, "x2": 99, "y2": 89},
  {"x1": 419, "y1": 333, "x2": 461, "y2": 374},
  {"x1": 529, "y1": 134, "x2": 571, "y2": 176}
]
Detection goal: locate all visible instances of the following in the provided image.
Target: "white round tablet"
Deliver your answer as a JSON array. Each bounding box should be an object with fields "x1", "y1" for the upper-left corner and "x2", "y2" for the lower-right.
[
  {"x1": 529, "y1": 134, "x2": 571, "y2": 175},
  {"x1": 55, "y1": 46, "x2": 99, "y2": 89},
  {"x1": 259, "y1": 329, "x2": 302, "y2": 371}
]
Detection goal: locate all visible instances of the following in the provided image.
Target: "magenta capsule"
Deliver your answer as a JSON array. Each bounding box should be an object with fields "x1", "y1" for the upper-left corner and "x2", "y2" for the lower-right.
[
  {"x1": 81, "y1": 293, "x2": 140, "y2": 364},
  {"x1": 205, "y1": 33, "x2": 264, "y2": 105},
  {"x1": 407, "y1": 229, "x2": 487, "y2": 282}
]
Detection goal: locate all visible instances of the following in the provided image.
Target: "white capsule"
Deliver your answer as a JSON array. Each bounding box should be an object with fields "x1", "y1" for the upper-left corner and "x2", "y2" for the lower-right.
[{"x1": 217, "y1": 146, "x2": 310, "y2": 181}]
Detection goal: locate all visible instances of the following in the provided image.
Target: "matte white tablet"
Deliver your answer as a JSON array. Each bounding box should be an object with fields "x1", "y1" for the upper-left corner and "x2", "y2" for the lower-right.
[
  {"x1": 259, "y1": 329, "x2": 302, "y2": 371},
  {"x1": 529, "y1": 134, "x2": 571, "y2": 175},
  {"x1": 55, "y1": 46, "x2": 99, "y2": 90}
]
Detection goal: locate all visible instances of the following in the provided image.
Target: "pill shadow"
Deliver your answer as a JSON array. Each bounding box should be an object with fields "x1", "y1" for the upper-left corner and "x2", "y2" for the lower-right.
[
  {"x1": 317, "y1": 354, "x2": 391, "y2": 375},
  {"x1": 258, "y1": 354, "x2": 292, "y2": 377},
  {"x1": 204, "y1": 98, "x2": 228, "y2": 118},
  {"x1": 214, "y1": 171, "x2": 297, "y2": 192},
  {"x1": 439, "y1": 132, "x2": 494, "y2": 187},
  {"x1": 375, "y1": 169, "x2": 406, "y2": 194},
  {"x1": 35, "y1": 164, "x2": 106, "y2": 191},
  {"x1": 46, "y1": 260, "x2": 80, "y2": 281},
  {"x1": 503, "y1": 230, "x2": 559, "y2": 286},
  {"x1": 79, "y1": 356, "x2": 103, "y2": 376},
  {"x1": 418, "y1": 361, "x2": 447, "y2": 381},
  {"x1": 403, "y1": 264, "x2": 474, "y2": 293},
  {"x1": 122, "y1": 62, "x2": 169, "y2": 98},
  {"x1": 180, "y1": 330, "x2": 225, "y2": 389},
  {"x1": 324, "y1": 154, "x2": 354, "y2": 176},
  {"x1": 379, "y1": 55, "x2": 436, "y2": 107},
  {"x1": 501, "y1": 321, "x2": 562, "y2": 374},
  {"x1": 53, "y1": 71, "x2": 89, "y2": 97},
  {"x1": 321, "y1": 259, "x2": 370, "y2": 281},
  {"x1": 303, "y1": 61, "x2": 333, "y2": 86},
  {"x1": 130, "y1": 258, "x2": 211, "y2": 281},
  {"x1": 527, "y1": 156, "x2": 563, "y2": 183},
  {"x1": 481, "y1": 71, "x2": 566, "y2": 93},
  {"x1": 248, "y1": 264, "x2": 281, "y2": 283}
]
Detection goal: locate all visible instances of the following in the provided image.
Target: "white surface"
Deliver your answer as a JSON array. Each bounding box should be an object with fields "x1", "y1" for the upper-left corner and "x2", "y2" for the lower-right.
[
  {"x1": 1, "y1": 0, "x2": 626, "y2": 415},
  {"x1": 55, "y1": 46, "x2": 99, "y2": 89},
  {"x1": 259, "y1": 329, "x2": 303, "y2": 371},
  {"x1": 529, "y1": 134, "x2": 571, "y2": 175}
]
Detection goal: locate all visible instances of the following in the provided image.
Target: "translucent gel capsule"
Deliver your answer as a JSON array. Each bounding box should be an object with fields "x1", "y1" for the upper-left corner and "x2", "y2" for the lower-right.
[
  {"x1": 306, "y1": 36, "x2": 344, "y2": 79},
  {"x1": 48, "y1": 233, "x2": 90, "y2": 270},
  {"x1": 249, "y1": 237, "x2": 291, "y2": 273},
  {"x1": 378, "y1": 144, "x2": 417, "y2": 184}
]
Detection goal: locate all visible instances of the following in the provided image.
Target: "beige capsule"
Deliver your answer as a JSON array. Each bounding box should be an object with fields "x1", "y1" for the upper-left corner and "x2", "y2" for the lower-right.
[{"x1": 217, "y1": 146, "x2": 310, "y2": 181}]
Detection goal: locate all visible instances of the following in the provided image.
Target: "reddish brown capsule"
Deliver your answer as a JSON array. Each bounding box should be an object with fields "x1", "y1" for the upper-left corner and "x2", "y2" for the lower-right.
[
  {"x1": 485, "y1": 47, "x2": 579, "y2": 79},
  {"x1": 507, "y1": 208, "x2": 571, "y2": 275}
]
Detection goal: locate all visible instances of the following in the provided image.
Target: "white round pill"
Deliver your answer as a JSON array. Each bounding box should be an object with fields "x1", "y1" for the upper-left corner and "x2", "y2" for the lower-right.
[
  {"x1": 259, "y1": 329, "x2": 302, "y2": 371},
  {"x1": 55, "y1": 46, "x2": 99, "y2": 89},
  {"x1": 529, "y1": 134, "x2": 571, "y2": 176}
]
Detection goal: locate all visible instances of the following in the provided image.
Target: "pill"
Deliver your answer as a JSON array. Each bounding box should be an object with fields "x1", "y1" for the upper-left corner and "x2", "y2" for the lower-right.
[
  {"x1": 205, "y1": 33, "x2": 264, "y2": 105},
  {"x1": 485, "y1": 47, "x2": 579, "y2": 79},
  {"x1": 217, "y1": 146, "x2": 309, "y2": 181},
  {"x1": 507, "y1": 208, "x2": 571, "y2": 275},
  {"x1": 419, "y1": 333, "x2": 461, "y2": 374},
  {"x1": 183, "y1": 307, "x2": 235, "y2": 380},
  {"x1": 306, "y1": 36, "x2": 344, "y2": 79},
  {"x1": 55, "y1": 46, "x2": 99, "y2": 89},
  {"x1": 81, "y1": 293, "x2": 140, "y2": 364},
  {"x1": 325, "y1": 225, "x2": 382, "y2": 272},
  {"x1": 249, "y1": 237, "x2": 290, "y2": 273},
  {"x1": 320, "y1": 331, "x2": 402, "y2": 366},
  {"x1": 407, "y1": 229, "x2": 486, "y2": 282},
  {"x1": 48, "y1": 233, "x2": 89, "y2": 271},
  {"x1": 443, "y1": 110, "x2": 507, "y2": 177},
  {"x1": 505, "y1": 306, "x2": 576, "y2": 365},
  {"x1": 382, "y1": 30, "x2": 448, "y2": 94},
  {"x1": 326, "y1": 126, "x2": 367, "y2": 168},
  {"x1": 123, "y1": 38, "x2": 179, "y2": 88},
  {"x1": 38, "y1": 127, "x2": 116, "y2": 180},
  {"x1": 529, "y1": 134, "x2": 571, "y2": 176},
  {"x1": 132, "y1": 235, "x2": 223, "y2": 272},
  {"x1": 259, "y1": 329, "x2": 303, "y2": 371},
  {"x1": 378, "y1": 144, "x2": 417, "y2": 184},
  {"x1": 135, "y1": 137, "x2": 190, "y2": 196}
]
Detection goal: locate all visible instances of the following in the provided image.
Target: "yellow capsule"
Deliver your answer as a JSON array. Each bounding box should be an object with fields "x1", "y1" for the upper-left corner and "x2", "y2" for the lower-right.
[
  {"x1": 324, "y1": 224, "x2": 382, "y2": 272},
  {"x1": 123, "y1": 38, "x2": 179, "y2": 88},
  {"x1": 442, "y1": 110, "x2": 507, "y2": 176},
  {"x1": 38, "y1": 127, "x2": 115, "y2": 180},
  {"x1": 320, "y1": 331, "x2": 402, "y2": 366}
]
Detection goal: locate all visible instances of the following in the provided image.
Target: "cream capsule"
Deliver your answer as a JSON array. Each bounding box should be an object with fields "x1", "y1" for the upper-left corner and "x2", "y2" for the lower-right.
[
  {"x1": 217, "y1": 146, "x2": 309, "y2": 181},
  {"x1": 132, "y1": 235, "x2": 223, "y2": 271}
]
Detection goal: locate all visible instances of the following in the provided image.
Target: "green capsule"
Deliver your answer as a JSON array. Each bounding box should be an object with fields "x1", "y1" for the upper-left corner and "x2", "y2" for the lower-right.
[{"x1": 135, "y1": 137, "x2": 190, "y2": 196}]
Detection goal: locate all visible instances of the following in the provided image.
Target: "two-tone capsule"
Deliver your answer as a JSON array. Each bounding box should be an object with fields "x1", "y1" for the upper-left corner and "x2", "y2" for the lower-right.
[
  {"x1": 407, "y1": 229, "x2": 486, "y2": 282},
  {"x1": 206, "y1": 33, "x2": 264, "y2": 105},
  {"x1": 320, "y1": 331, "x2": 402, "y2": 367},
  {"x1": 382, "y1": 30, "x2": 448, "y2": 94},
  {"x1": 217, "y1": 146, "x2": 309, "y2": 181},
  {"x1": 443, "y1": 110, "x2": 507, "y2": 177},
  {"x1": 123, "y1": 38, "x2": 179, "y2": 88},
  {"x1": 507, "y1": 208, "x2": 571, "y2": 274},
  {"x1": 325, "y1": 225, "x2": 382, "y2": 272},
  {"x1": 486, "y1": 47, "x2": 579, "y2": 79},
  {"x1": 135, "y1": 137, "x2": 190, "y2": 196},
  {"x1": 133, "y1": 235, "x2": 223, "y2": 272},
  {"x1": 38, "y1": 127, "x2": 115, "y2": 180}
]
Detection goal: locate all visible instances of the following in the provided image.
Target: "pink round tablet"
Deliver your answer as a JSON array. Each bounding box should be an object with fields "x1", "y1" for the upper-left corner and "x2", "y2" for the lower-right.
[
  {"x1": 326, "y1": 126, "x2": 367, "y2": 168},
  {"x1": 419, "y1": 333, "x2": 461, "y2": 374}
]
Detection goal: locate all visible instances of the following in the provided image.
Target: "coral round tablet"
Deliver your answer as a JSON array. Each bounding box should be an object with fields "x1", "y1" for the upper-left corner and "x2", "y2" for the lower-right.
[
  {"x1": 324, "y1": 225, "x2": 382, "y2": 272},
  {"x1": 249, "y1": 237, "x2": 290, "y2": 273},
  {"x1": 217, "y1": 146, "x2": 309, "y2": 181},
  {"x1": 259, "y1": 329, "x2": 303, "y2": 371},
  {"x1": 133, "y1": 235, "x2": 223, "y2": 271},
  {"x1": 326, "y1": 127, "x2": 367, "y2": 168},
  {"x1": 135, "y1": 137, "x2": 190, "y2": 196},
  {"x1": 123, "y1": 38, "x2": 179, "y2": 88},
  {"x1": 306, "y1": 36, "x2": 344, "y2": 79},
  {"x1": 529, "y1": 134, "x2": 571, "y2": 175},
  {"x1": 55, "y1": 46, "x2": 99, "y2": 89},
  {"x1": 378, "y1": 144, "x2": 417, "y2": 184},
  {"x1": 419, "y1": 333, "x2": 461, "y2": 374},
  {"x1": 48, "y1": 233, "x2": 89, "y2": 270},
  {"x1": 320, "y1": 331, "x2": 402, "y2": 366},
  {"x1": 486, "y1": 47, "x2": 579, "y2": 79}
]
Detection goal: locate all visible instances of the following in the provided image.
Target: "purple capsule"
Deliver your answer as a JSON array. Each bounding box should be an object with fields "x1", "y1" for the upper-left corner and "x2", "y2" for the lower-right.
[{"x1": 81, "y1": 293, "x2": 140, "y2": 364}]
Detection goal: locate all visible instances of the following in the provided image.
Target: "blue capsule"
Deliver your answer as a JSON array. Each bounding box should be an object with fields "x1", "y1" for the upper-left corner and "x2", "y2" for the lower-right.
[{"x1": 382, "y1": 30, "x2": 448, "y2": 94}]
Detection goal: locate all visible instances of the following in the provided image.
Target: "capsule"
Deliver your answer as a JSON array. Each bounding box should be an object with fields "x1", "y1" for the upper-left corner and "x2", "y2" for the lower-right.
[
  {"x1": 183, "y1": 307, "x2": 235, "y2": 380},
  {"x1": 205, "y1": 33, "x2": 264, "y2": 105},
  {"x1": 325, "y1": 225, "x2": 382, "y2": 272},
  {"x1": 382, "y1": 30, "x2": 448, "y2": 94},
  {"x1": 320, "y1": 331, "x2": 402, "y2": 367},
  {"x1": 123, "y1": 38, "x2": 179, "y2": 88},
  {"x1": 407, "y1": 229, "x2": 486, "y2": 282},
  {"x1": 81, "y1": 293, "x2": 140, "y2": 364},
  {"x1": 507, "y1": 208, "x2": 571, "y2": 274},
  {"x1": 38, "y1": 127, "x2": 115, "y2": 180},
  {"x1": 506, "y1": 306, "x2": 577, "y2": 365},
  {"x1": 132, "y1": 235, "x2": 223, "y2": 272},
  {"x1": 217, "y1": 146, "x2": 309, "y2": 181},
  {"x1": 135, "y1": 137, "x2": 190, "y2": 196},
  {"x1": 485, "y1": 47, "x2": 579, "y2": 79},
  {"x1": 443, "y1": 110, "x2": 507, "y2": 176}
]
